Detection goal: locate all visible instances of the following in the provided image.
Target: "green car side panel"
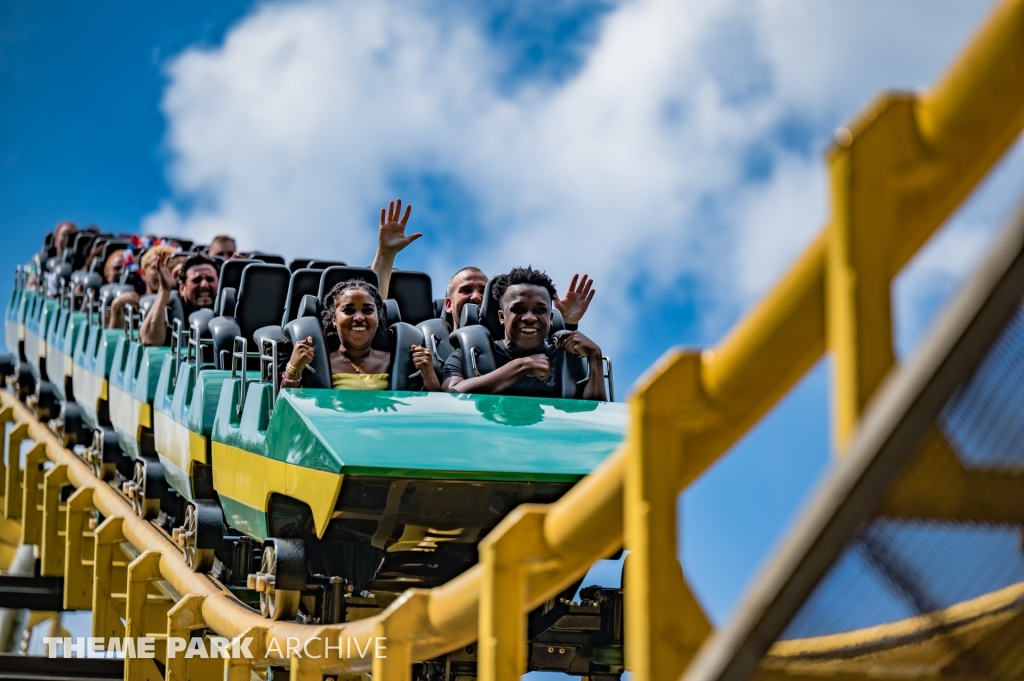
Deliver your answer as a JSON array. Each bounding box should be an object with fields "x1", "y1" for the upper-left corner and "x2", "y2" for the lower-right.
[{"x1": 212, "y1": 386, "x2": 626, "y2": 482}]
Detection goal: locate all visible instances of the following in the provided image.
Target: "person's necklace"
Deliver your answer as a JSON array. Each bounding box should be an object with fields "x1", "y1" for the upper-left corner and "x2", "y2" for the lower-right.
[{"x1": 346, "y1": 353, "x2": 370, "y2": 374}]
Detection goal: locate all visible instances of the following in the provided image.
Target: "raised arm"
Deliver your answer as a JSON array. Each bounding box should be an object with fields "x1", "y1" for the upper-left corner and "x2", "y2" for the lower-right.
[
  {"x1": 139, "y1": 252, "x2": 175, "y2": 346},
  {"x1": 553, "y1": 273, "x2": 595, "y2": 328},
  {"x1": 371, "y1": 198, "x2": 421, "y2": 299}
]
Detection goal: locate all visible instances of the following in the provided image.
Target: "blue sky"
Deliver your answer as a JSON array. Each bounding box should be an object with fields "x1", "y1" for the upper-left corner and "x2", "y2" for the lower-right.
[{"x1": 5, "y1": 0, "x2": 1024, "y2": 665}]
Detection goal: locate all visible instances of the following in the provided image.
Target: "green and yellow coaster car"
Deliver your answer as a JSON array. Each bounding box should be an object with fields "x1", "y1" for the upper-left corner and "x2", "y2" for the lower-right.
[
  {"x1": 210, "y1": 377, "x2": 625, "y2": 593},
  {"x1": 108, "y1": 334, "x2": 170, "y2": 461}
]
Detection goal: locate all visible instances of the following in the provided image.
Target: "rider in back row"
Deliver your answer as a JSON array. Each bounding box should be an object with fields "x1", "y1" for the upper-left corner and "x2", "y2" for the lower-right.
[{"x1": 32, "y1": 197, "x2": 607, "y2": 401}]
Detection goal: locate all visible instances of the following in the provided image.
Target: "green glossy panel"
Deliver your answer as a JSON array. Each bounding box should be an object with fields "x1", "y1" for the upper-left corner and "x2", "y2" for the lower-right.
[
  {"x1": 133, "y1": 346, "x2": 171, "y2": 403},
  {"x1": 153, "y1": 352, "x2": 178, "y2": 417},
  {"x1": 214, "y1": 387, "x2": 626, "y2": 482},
  {"x1": 219, "y1": 495, "x2": 268, "y2": 542},
  {"x1": 186, "y1": 369, "x2": 232, "y2": 435},
  {"x1": 157, "y1": 453, "x2": 194, "y2": 500}
]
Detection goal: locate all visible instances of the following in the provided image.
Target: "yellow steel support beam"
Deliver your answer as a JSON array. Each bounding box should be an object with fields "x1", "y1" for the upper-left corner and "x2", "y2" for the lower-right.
[
  {"x1": 92, "y1": 516, "x2": 127, "y2": 641},
  {"x1": 165, "y1": 594, "x2": 221, "y2": 681},
  {"x1": 3, "y1": 421, "x2": 30, "y2": 519},
  {"x1": 224, "y1": 626, "x2": 268, "y2": 681},
  {"x1": 625, "y1": 352, "x2": 712, "y2": 681},
  {"x1": 124, "y1": 550, "x2": 167, "y2": 681},
  {"x1": 373, "y1": 590, "x2": 432, "y2": 681},
  {"x1": 478, "y1": 505, "x2": 554, "y2": 681},
  {"x1": 39, "y1": 463, "x2": 68, "y2": 576},
  {"x1": 19, "y1": 442, "x2": 46, "y2": 545},
  {"x1": 695, "y1": 0, "x2": 1024, "y2": 485},
  {"x1": 64, "y1": 487, "x2": 95, "y2": 610}
]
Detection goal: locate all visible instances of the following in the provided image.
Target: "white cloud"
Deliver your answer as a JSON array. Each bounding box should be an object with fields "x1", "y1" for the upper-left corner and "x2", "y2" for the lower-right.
[{"x1": 145, "y1": 0, "x2": 1012, "y2": 358}]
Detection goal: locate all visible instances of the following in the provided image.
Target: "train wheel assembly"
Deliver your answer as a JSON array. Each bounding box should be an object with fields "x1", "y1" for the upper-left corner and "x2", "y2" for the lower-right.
[
  {"x1": 125, "y1": 457, "x2": 163, "y2": 519},
  {"x1": 174, "y1": 499, "x2": 222, "y2": 573},
  {"x1": 250, "y1": 538, "x2": 305, "y2": 621}
]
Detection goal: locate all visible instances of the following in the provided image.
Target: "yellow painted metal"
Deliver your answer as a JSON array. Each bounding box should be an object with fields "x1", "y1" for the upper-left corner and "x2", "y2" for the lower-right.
[
  {"x1": 39, "y1": 463, "x2": 68, "y2": 576},
  {"x1": 4, "y1": 421, "x2": 30, "y2": 519},
  {"x1": 153, "y1": 410, "x2": 204, "y2": 476},
  {"x1": 165, "y1": 593, "x2": 215, "y2": 681},
  {"x1": 19, "y1": 442, "x2": 46, "y2": 545},
  {"x1": 64, "y1": 486, "x2": 95, "y2": 610},
  {"x1": 625, "y1": 352, "x2": 712, "y2": 681},
  {"x1": 373, "y1": 590, "x2": 432, "y2": 681},
  {"x1": 92, "y1": 516, "x2": 127, "y2": 641},
  {"x1": 109, "y1": 384, "x2": 151, "y2": 440},
  {"x1": 478, "y1": 505, "x2": 553, "y2": 681},
  {"x1": 124, "y1": 550, "x2": 170, "y2": 681},
  {"x1": 223, "y1": 626, "x2": 267, "y2": 681},
  {"x1": 211, "y1": 440, "x2": 343, "y2": 538}
]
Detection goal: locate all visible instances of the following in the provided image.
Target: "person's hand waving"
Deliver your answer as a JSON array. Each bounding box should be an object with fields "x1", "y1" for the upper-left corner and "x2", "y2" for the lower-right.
[
  {"x1": 378, "y1": 199, "x2": 421, "y2": 256},
  {"x1": 554, "y1": 274, "x2": 595, "y2": 325},
  {"x1": 156, "y1": 251, "x2": 176, "y2": 293}
]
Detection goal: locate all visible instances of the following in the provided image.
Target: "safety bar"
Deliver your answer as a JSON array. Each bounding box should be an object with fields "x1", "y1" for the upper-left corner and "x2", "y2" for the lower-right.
[{"x1": 258, "y1": 337, "x2": 281, "y2": 402}]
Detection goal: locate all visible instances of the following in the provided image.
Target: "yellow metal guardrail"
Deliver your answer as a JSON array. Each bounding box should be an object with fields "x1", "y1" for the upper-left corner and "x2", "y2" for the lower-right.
[{"x1": 3, "y1": 1, "x2": 1024, "y2": 679}]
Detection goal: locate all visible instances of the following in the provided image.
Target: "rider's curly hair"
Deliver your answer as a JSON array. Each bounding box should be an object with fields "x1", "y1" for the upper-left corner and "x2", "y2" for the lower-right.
[
  {"x1": 490, "y1": 266, "x2": 557, "y2": 310},
  {"x1": 321, "y1": 279, "x2": 385, "y2": 334}
]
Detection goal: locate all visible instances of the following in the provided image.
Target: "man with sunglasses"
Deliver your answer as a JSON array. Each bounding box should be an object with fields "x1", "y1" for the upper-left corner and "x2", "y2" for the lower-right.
[{"x1": 140, "y1": 252, "x2": 219, "y2": 346}]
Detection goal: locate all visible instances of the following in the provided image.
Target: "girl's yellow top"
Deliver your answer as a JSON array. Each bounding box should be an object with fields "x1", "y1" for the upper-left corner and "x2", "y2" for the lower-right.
[{"x1": 331, "y1": 373, "x2": 389, "y2": 391}]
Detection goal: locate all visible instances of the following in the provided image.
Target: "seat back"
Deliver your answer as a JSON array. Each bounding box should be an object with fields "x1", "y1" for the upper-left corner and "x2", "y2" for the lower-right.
[
  {"x1": 289, "y1": 258, "x2": 313, "y2": 272},
  {"x1": 217, "y1": 258, "x2": 258, "y2": 298},
  {"x1": 284, "y1": 269, "x2": 323, "y2": 323},
  {"x1": 282, "y1": 316, "x2": 331, "y2": 388},
  {"x1": 209, "y1": 264, "x2": 289, "y2": 369},
  {"x1": 71, "y1": 232, "x2": 97, "y2": 271},
  {"x1": 417, "y1": 318, "x2": 454, "y2": 378},
  {"x1": 449, "y1": 325, "x2": 497, "y2": 378},
  {"x1": 91, "y1": 240, "x2": 129, "y2": 274},
  {"x1": 389, "y1": 271, "x2": 435, "y2": 325},
  {"x1": 308, "y1": 260, "x2": 347, "y2": 270},
  {"x1": 318, "y1": 266, "x2": 378, "y2": 300},
  {"x1": 218, "y1": 288, "x2": 237, "y2": 317},
  {"x1": 389, "y1": 322, "x2": 428, "y2": 391},
  {"x1": 249, "y1": 253, "x2": 286, "y2": 265},
  {"x1": 235, "y1": 264, "x2": 291, "y2": 342}
]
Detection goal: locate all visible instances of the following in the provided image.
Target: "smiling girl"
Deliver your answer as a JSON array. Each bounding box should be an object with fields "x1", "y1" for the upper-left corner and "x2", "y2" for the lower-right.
[{"x1": 282, "y1": 280, "x2": 440, "y2": 391}]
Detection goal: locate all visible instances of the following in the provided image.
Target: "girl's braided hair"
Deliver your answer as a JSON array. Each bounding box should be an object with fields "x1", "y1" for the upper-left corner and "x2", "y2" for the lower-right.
[{"x1": 321, "y1": 279, "x2": 385, "y2": 335}]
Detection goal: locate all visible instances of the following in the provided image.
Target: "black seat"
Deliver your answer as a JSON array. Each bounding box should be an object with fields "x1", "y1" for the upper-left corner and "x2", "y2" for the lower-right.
[
  {"x1": 209, "y1": 264, "x2": 291, "y2": 369},
  {"x1": 318, "y1": 266, "x2": 379, "y2": 300},
  {"x1": 449, "y1": 325, "x2": 497, "y2": 378},
  {"x1": 217, "y1": 259, "x2": 258, "y2": 299},
  {"x1": 250, "y1": 253, "x2": 286, "y2": 265},
  {"x1": 389, "y1": 271, "x2": 435, "y2": 325},
  {"x1": 289, "y1": 258, "x2": 313, "y2": 272},
  {"x1": 283, "y1": 269, "x2": 323, "y2": 323},
  {"x1": 389, "y1": 322, "x2": 430, "y2": 391},
  {"x1": 98, "y1": 283, "x2": 134, "y2": 309},
  {"x1": 90, "y1": 240, "x2": 129, "y2": 274},
  {"x1": 218, "y1": 288, "x2": 237, "y2": 317},
  {"x1": 70, "y1": 232, "x2": 98, "y2": 271},
  {"x1": 308, "y1": 260, "x2": 347, "y2": 270},
  {"x1": 139, "y1": 294, "x2": 157, "y2": 320},
  {"x1": 282, "y1": 316, "x2": 331, "y2": 388},
  {"x1": 417, "y1": 318, "x2": 454, "y2": 378}
]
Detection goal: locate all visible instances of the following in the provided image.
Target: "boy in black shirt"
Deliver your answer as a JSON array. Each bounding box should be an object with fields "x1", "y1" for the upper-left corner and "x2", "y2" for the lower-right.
[{"x1": 442, "y1": 266, "x2": 607, "y2": 401}]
